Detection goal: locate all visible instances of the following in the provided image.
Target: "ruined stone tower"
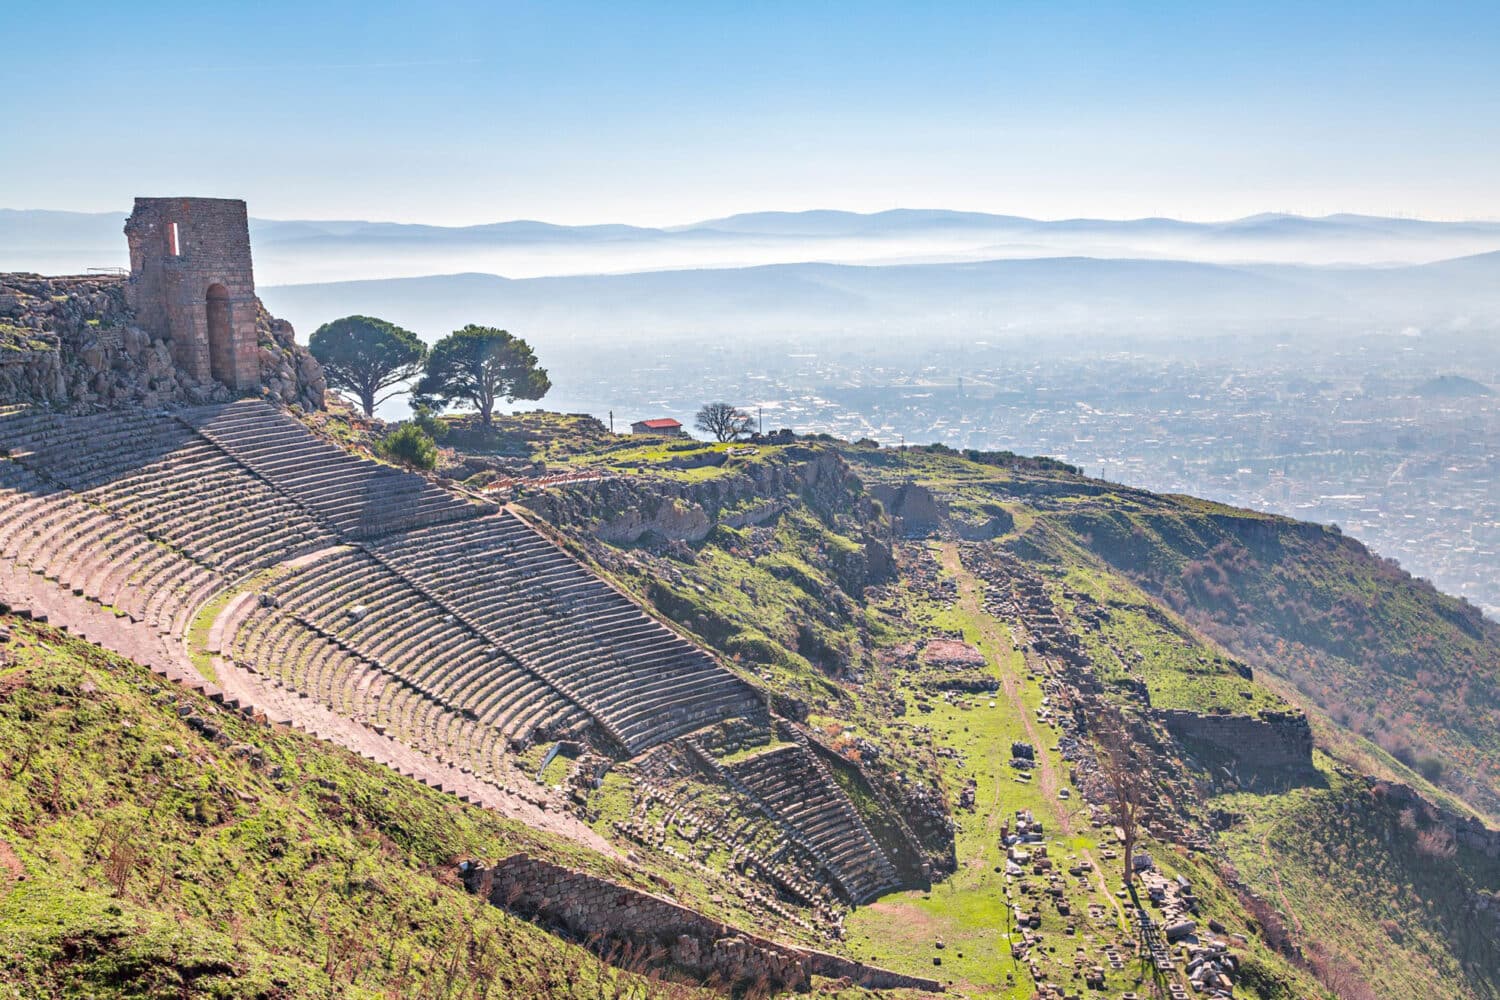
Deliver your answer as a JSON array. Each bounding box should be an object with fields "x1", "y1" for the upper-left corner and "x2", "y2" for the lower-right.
[{"x1": 124, "y1": 197, "x2": 260, "y2": 392}]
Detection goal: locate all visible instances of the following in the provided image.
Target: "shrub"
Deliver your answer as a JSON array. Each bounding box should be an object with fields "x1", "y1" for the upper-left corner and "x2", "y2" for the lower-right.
[
  {"x1": 410, "y1": 403, "x2": 448, "y2": 443},
  {"x1": 378, "y1": 423, "x2": 438, "y2": 470},
  {"x1": 1415, "y1": 753, "x2": 1447, "y2": 782},
  {"x1": 1415, "y1": 826, "x2": 1457, "y2": 860}
]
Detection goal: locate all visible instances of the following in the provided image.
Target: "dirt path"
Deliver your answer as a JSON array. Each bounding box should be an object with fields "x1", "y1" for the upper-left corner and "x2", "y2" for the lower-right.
[
  {"x1": 938, "y1": 545, "x2": 1064, "y2": 804},
  {"x1": 0, "y1": 838, "x2": 24, "y2": 885},
  {"x1": 0, "y1": 559, "x2": 615, "y2": 855},
  {"x1": 938, "y1": 542, "x2": 1128, "y2": 929},
  {"x1": 1261, "y1": 817, "x2": 1305, "y2": 939}
]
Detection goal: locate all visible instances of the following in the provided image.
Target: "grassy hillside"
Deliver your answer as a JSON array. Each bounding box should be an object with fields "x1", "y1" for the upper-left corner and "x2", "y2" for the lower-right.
[
  {"x1": 560, "y1": 446, "x2": 1336, "y2": 997},
  {"x1": 10, "y1": 398, "x2": 1497, "y2": 999},
  {"x1": 1216, "y1": 767, "x2": 1500, "y2": 999},
  {"x1": 0, "y1": 615, "x2": 707, "y2": 1000},
  {"x1": 569, "y1": 437, "x2": 1500, "y2": 998},
  {"x1": 1042, "y1": 489, "x2": 1500, "y2": 818}
]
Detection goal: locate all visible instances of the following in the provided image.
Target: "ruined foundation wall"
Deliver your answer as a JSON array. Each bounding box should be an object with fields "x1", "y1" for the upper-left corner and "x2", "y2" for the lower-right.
[{"x1": 1374, "y1": 780, "x2": 1500, "y2": 859}]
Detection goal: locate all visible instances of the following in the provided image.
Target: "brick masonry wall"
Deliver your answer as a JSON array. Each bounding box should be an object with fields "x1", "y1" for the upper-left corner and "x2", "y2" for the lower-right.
[
  {"x1": 463, "y1": 854, "x2": 942, "y2": 993},
  {"x1": 125, "y1": 197, "x2": 260, "y2": 391}
]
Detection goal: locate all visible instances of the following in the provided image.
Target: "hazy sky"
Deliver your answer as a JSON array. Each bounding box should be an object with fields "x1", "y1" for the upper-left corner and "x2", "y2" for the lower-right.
[{"x1": 5, "y1": 1, "x2": 1499, "y2": 226}]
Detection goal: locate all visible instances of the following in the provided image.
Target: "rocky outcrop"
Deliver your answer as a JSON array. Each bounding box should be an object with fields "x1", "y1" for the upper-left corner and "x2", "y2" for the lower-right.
[
  {"x1": 1371, "y1": 779, "x2": 1500, "y2": 859},
  {"x1": 524, "y1": 446, "x2": 887, "y2": 571},
  {"x1": 254, "y1": 301, "x2": 325, "y2": 411},
  {"x1": 595, "y1": 494, "x2": 715, "y2": 544},
  {"x1": 0, "y1": 273, "x2": 323, "y2": 412},
  {"x1": 525, "y1": 465, "x2": 778, "y2": 543}
]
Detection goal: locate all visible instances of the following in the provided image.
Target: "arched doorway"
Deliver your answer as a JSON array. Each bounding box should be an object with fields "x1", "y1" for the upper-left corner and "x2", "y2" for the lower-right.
[{"x1": 205, "y1": 284, "x2": 233, "y2": 385}]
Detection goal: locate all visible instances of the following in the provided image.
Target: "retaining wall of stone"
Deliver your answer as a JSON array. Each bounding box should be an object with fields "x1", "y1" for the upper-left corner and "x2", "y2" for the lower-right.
[
  {"x1": 463, "y1": 853, "x2": 941, "y2": 994},
  {"x1": 1159, "y1": 709, "x2": 1313, "y2": 773}
]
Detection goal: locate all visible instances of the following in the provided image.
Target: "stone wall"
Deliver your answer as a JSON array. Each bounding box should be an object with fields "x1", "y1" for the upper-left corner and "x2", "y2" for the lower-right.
[
  {"x1": 463, "y1": 854, "x2": 941, "y2": 993},
  {"x1": 868, "y1": 482, "x2": 945, "y2": 537},
  {"x1": 1159, "y1": 708, "x2": 1313, "y2": 776}
]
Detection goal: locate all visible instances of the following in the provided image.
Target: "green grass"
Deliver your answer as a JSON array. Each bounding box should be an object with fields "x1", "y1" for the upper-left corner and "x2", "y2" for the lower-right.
[
  {"x1": 183, "y1": 590, "x2": 230, "y2": 684},
  {"x1": 1216, "y1": 767, "x2": 1500, "y2": 999},
  {"x1": 528, "y1": 425, "x2": 1488, "y2": 1000},
  {"x1": 439, "y1": 410, "x2": 613, "y2": 460},
  {"x1": 617, "y1": 505, "x2": 873, "y2": 712},
  {"x1": 0, "y1": 323, "x2": 57, "y2": 353},
  {"x1": 1045, "y1": 490, "x2": 1500, "y2": 818},
  {"x1": 553, "y1": 437, "x2": 787, "y2": 483},
  {"x1": 1050, "y1": 561, "x2": 1281, "y2": 715},
  {"x1": 0, "y1": 616, "x2": 708, "y2": 1000},
  {"x1": 847, "y1": 541, "x2": 1323, "y2": 999},
  {"x1": 9, "y1": 375, "x2": 1495, "y2": 999}
]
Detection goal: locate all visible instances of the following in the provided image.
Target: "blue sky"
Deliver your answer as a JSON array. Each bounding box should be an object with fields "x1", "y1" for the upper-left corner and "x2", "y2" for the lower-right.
[{"x1": 4, "y1": 1, "x2": 1498, "y2": 224}]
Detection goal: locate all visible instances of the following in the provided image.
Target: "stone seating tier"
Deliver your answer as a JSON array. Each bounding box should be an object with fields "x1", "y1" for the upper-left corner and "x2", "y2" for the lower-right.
[
  {"x1": 181, "y1": 401, "x2": 482, "y2": 539},
  {"x1": 366, "y1": 513, "x2": 768, "y2": 753},
  {"x1": 0, "y1": 408, "x2": 200, "y2": 489},
  {"x1": 261, "y1": 547, "x2": 590, "y2": 740},
  {"x1": 0, "y1": 409, "x2": 337, "y2": 584},
  {"x1": 1, "y1": 402, "x2": 769, "y2": 765},
  {"x1": 228, "y1": 605, "x2": 532, "y2": 780},
  {"x1": 0, "y1": 464, "x2": 225, "y2": 636},
  {"x1": 728, "y1": 745, "x2": 900, "y2": 903}
]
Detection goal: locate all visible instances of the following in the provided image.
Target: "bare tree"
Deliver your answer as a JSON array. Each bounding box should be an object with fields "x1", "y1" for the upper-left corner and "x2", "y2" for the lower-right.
[
  {"x1": 694, "y1": 402, "x2": 753, "y2": 442},
  {"x1": 102, "y1": 823, "x2": 140, "y2": 897},
  {"x1": 1095, "y1": 708, "x2": 1148, "y2": 888},
  {"x1": 1307, "y1": 943, "x2": 1381, "y2": 1000}
]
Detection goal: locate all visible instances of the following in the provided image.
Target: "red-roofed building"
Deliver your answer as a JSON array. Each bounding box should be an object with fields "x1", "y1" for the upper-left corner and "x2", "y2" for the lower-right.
[{"x1": 630, "y1": 417, "x2": 684, "y2": 437}]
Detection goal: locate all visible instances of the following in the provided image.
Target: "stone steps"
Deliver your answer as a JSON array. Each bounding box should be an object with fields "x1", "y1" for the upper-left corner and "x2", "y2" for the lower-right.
[
  {"x1": 725, "y1": 742, "x2": 900, "y2": 904},
  {"x1": 180, "y1": 400, "x2": 484, "y2": 539},
  {"x1": 248, "y1": 547, "x2": 588, "y2": 749},
  {"x1": 365, "y1": 511, "x2": 768, "y2": 754}
]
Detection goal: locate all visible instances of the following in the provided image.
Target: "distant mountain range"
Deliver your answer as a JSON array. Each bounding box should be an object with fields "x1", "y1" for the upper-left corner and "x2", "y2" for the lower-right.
[
  {"x1": 255, "y1": 251, "x2": 1500, "y2": 359},
  {"x1": 683, "y1": 208, "x2": 1500, "y2": 242},
  {"x1": 5, "y1": 207, "x2": 1500, "y2": 285},
  {"x1": 8, "y1": 206, "x2": 1498, "y2": 352}
]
